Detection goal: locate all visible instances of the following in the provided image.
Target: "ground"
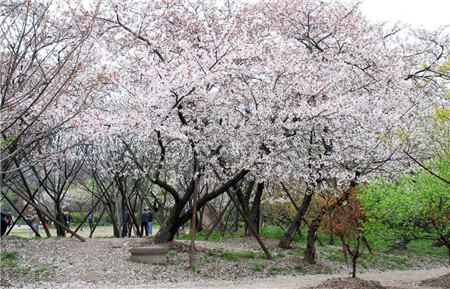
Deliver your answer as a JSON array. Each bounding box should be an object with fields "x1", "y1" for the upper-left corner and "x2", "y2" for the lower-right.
[
  {"x1": 6, "y1": 225, "x2": 117, "y2": 239},
  {"x1": 0, "y1": 235, "x2": 448, "y2": 289}
]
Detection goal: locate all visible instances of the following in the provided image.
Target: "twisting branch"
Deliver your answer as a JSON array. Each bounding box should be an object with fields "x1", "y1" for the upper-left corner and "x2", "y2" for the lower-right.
[{"x1": 404, "y1": 151, "x2": 450, "y2": 185}]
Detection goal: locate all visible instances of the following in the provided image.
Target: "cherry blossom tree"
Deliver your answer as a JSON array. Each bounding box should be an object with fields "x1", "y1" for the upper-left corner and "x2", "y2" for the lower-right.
[
  {"x1": 72, "y1": 0, "x2": 448, "y2": 245},
  {"x1": 0, "y1": 1, "x2": 103, "y2": 168},
  {"x1": 3, "y1": 0, "x2": 447, "y2": 248},
  {"x1": 250, "y1": 0, "x2": 450, "y2": 252},
  {"x1": 1, "y1": 0, "x2": 105, "y2": 239}
]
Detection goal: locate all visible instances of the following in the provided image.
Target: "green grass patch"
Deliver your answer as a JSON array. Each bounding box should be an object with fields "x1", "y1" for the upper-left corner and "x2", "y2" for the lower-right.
[
  {"x1": 259, "y1": 226, "x2": 285, "y2": 240},
  {"x1": 1, "y1": 251, "x2": 20, "y2": 268},
  {"x1": 407, "y1": 240, "x2": 448, "y2": 256},
  {"x1": 176, "y1": 230, "x2": 244, "y2": 242},
  {"x1": 267, "y1": 265, "x2": 285, "y2": 276},
  {"x1": 327, "y1": 250, "x2": 346, "y2": 263},
  {"x1": 212, "y1": 250, "x2": 265, "y2": 261},
  {"x1": 251, "y1": 263, "x2": 265, "y2": 272}
]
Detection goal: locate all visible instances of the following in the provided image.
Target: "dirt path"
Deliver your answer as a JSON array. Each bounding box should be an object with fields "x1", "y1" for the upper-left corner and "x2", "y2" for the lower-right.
[
  {"x1": 2, "y1": 238, "x2": 447, "y2": 289},
  {"x1": 26, "y1": 267, "x2": 448, "y2": 289}
]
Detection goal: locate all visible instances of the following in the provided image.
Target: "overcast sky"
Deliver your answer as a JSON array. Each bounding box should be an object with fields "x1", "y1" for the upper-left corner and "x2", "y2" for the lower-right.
[{"x1": 358, "y1": 0, "x2": 450, "y2": 29}]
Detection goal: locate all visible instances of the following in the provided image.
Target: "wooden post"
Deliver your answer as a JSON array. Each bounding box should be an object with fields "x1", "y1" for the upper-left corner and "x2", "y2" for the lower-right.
[
  {"x1": 70, "y1": 191, "x2": 106, "y2": 237},
  {"x1": 8, "y1": 191, "x2": 86, "y2": 241},
  {"x1": 205, "y1": 199, "x2": 232, "y2": 240},
  {"x1": 2, "y1": 193, "x2": 41, "y2": 237},
  {"x1": 89, "y1": 207, "x2": 106, "y2": 238},
  {"x1": 6, "y1": 188, "x2": 41, "y2": 235},
  {"x1": 226, "y1": 189, "x2": 272, "y2": 260}
]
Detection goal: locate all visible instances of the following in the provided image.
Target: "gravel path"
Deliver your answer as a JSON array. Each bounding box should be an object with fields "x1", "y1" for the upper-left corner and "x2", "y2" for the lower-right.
[
  {"x1": 18, "y1": 267, "x2": 449, "y2": 289},
  {"x1": 1, "y1": 237, "x2": 448, "y2": 289}
]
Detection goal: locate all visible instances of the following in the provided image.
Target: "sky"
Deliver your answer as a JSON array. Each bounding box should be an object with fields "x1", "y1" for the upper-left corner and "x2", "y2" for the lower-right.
[{"x1": 357, "y1": 0, "x2": 450, "y2": 29}]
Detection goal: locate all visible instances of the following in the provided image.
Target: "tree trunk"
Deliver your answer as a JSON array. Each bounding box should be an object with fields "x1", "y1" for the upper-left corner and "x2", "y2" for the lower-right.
[
  {"x1": 329, "y1": 232, "x2": 335, "y2": 245},
  {"x1": 279, "y1": 192, "x2": 313, "y2": 249},
  {"x1": 304, "y1": 220, "x2": 320, "y2": 264},
  {"x1": 155, "y1": 170, "x2": 249, "y2": 243},
  {"x1": 154, "y1": 202, "x2": 185, "y2": 244},
  {"x1": 352, "y1": 256, "x2": 357, "y2": 278},
  {"x1": 54, "y1": 202, "x2": 66, "y2": 237},
  {"x1": 112, "y1": 219, "x2": 121, "y2": 237},
  {"x1": 106, "y1": 202, "x2": 121, "y2": 238},
  {"x1": 249, "y1": 182, "x2": 263, "y2": 235},
  {"x1": 447, "y1": 245, "x2": 449, "y2": 265}
]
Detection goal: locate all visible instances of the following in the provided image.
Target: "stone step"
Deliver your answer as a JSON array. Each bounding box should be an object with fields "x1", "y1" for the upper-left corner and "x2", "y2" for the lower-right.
[{"x1": 129, "y1": 246, "x2": 170, "y2": 264}]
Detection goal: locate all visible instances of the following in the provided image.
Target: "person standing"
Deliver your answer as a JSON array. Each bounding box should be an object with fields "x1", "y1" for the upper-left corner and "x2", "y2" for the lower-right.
[
  {"x1": 32, "y1": 214, "x2": 40, "y2": 237},
  {"x1": 87, "y1": 212, "x2": 94, "y2": 233},
  {"x1": 26, "y1": 214, "x2": 33, "y2": 238},
  {"x1": 41, "y1": 215, "x2": 49, "y2": 230},
  {"x1": 64, "y1": 211, "x2": 72, "y2": 228},
  {"x1": 140, "y1": 208, "x2": 149, "y2": 237},
  {"x1": 126, "y1": 211, "x2": 132, "y2": 237},
  {"x1": 147, "y1": 209, "x2": 153, "y2": 236},
  {"x1": 6, "y1": 211, "x2": 12, "y2": 228},
  {"x1": 1, "y1": 212, "x2": 10, "y2": 237}
]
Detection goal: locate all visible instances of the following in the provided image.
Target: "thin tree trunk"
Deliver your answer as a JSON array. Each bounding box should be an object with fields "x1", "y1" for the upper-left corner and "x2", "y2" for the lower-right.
[
  {"x1": 2, "y1": 193, "x2": 41, "y2": 237},
  {"x1": 329, "y1": 232, "x2": 335, "y2": 245},
  {"x1": 89, "y1": 207, "x2": 106, "y2": 238},
  {"x1": 7, "y1": 192, "x2": 85, "y2": 241},
  {"x1": 70, "y1": 192, "x2": 105, "y2": 238},
  {"x1": 6, "y1": 189, "x2": 40, "y2": 235},
  {"x1": 352, "y1": 257, "x2": 357, "y2": 278},
  {"x1": 279, "y1": 192, "x2": 313, "y2": 249},
  {"x1": 227, "y1": 189, "x2": 272, "y2": 260},
  {"x1": 205, "y1": 199, "x2": 231, "y2": 240}
]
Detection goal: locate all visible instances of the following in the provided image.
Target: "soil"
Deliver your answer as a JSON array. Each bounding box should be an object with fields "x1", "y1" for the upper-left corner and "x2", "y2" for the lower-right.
[
  {"x1": 308, "y1": 277, "x2": 393, "y2": 289},
  {"x1": 420, "y1": 273, "x2": 450, "y2": 289},
  {"x1": 0, "y1": 236, "x2": 448, "y2": 289}
]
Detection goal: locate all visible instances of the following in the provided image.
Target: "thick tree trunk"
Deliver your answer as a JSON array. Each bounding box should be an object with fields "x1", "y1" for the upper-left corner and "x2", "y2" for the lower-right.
[
  {"x1": 251, "y1": 183, "x2": 264, "y2": 235},
  {"x1": 304, "y1": 220, "x2": 320, "y2": 264},
  {"x1": 112, "y1": 218, "x2": 121, "y2": 237},
  {"x1": 244, "y1": 182, "x2": 263, "y2": 236},
  {"x1": 279, "y1": 192, "x2": 313, "y2": 249},
  {"x1": 106, "y1": 202, "x2": 121, "y2": 238},
  {"x1": 54, "y1": 202, "x2": 66, "y2": 237},
  {"x1": 155, "y1": 169, "x2": 249, "y2": 243},
  {"x1": 154, "y1": 202, "x2": 185, "y2": 243}
]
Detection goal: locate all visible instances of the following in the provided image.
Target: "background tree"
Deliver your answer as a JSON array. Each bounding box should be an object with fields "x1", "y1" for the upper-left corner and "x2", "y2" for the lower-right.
[
  {"x1": 360, "y1": 156, "x2": 449, "y2": 263},
  {"x1": 331, "y1": 189, "x2": 368, "y2": 278}
]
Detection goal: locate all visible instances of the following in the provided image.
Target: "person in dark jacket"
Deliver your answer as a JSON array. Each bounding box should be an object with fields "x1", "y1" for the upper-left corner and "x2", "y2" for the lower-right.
[
  {"x1": 1, "y1": 212, "x2": 10, "y2": 236},
  {"x1": 63, "y1": 211, "x2": 72, "y2": 228},
  {"x1": 140, "y1": 208, "x2": 150, "y2": 237},
  {"x1": 87, "y1": 213, "x2": 94, "y2": 233}
]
